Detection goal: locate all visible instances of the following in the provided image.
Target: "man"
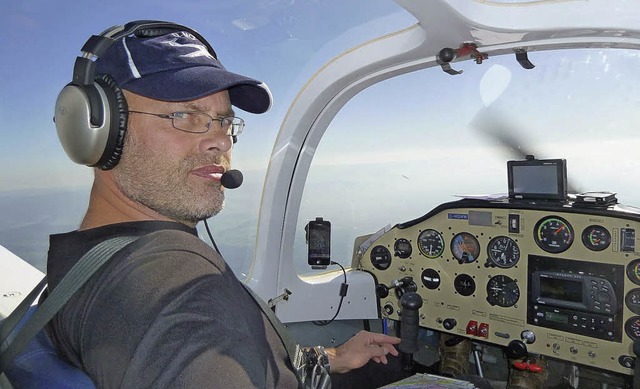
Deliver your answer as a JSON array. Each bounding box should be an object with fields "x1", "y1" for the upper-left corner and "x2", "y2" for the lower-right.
[{"x1": 46, "y1": 23, "x2": 401, "y2": 388}]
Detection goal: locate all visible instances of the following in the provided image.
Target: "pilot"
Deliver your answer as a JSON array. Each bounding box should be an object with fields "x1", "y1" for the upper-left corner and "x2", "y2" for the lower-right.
[{"x1": 44, "y1": 22, "x2": 401, "y2": 388}]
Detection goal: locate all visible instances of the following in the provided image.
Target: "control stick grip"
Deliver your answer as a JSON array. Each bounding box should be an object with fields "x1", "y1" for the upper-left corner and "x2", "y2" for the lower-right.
[{"x1": 398, "y1": 292, "x2": 423, "y2": 354}]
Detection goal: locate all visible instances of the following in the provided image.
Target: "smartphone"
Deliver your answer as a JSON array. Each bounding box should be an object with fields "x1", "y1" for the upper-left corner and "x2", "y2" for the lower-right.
[{"x1": 307, "y1": 218, "x2": 331, "y2": 268}]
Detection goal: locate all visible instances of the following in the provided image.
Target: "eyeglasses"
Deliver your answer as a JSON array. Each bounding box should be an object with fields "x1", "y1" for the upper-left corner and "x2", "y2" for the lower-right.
[{"x1": 128, "y1": 110, "x2": 245, "y2": 136}]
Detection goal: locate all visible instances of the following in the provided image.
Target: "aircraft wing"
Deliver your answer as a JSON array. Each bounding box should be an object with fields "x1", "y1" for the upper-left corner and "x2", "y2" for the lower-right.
[{"x1": 0, "y1": 245, "x2": 44, "y2": 319}]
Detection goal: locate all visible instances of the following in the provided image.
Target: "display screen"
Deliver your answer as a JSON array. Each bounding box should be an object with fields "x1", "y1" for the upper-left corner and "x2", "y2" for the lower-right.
[
  {"x1": 469, "y1": 210, "x2": 492, "y2": 226},
  {"x1": 545, "y1": 311, "x2": 569, "y2": 324},
  {"x1": 309, "y1": 227, "x2": 330, "y2": 257},
  {"x1": 539, "y1": 277, "x2": 583, "y2": 302},
  {"x1": 512, "y1": 165, "x2": 558, "y2": 195},
  {"x1": 507, "y1": 159, "x2": 567, "y2": 200}
]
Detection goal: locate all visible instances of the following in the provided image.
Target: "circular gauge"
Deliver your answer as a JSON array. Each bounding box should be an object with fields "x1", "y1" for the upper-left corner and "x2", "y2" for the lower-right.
[
  {"x1": 534, "y1": 216, "x2": 574, "y2": 253},
  {"x1": 626, "y1": 289, "x2": 640, "y2": 314},
  {"x1": 627, "y1": 259, "x2": 640, "y2": 286},
  {"x1": 370, "y1": 245, "x2": 392, "y2": 270},
  {"x1": 487, "y1": 236, "x2": 520, "y2": 268},
  {"x1": 421, "y1": 268, "x2": 441, "y2": 289},
  {"x1": 625, "y1": 316, "x2": 640, "y2": 340},
  {"x1": 581, "y1": 225, "x2": 611, "y2": 252},
  {"x1": 454, "y1": 274, "x2": 476, "y2": 296},
  {"x1": 394, "y1": 238, "x2": 412, "y2": 259},
  {"x1": 418, "y1": 229, "x2": 445, "y2": 258},
  {"x1": 451, "y1": 232, "x2": 480, "y2": 263},
  {"x1": 486, "y1": 275, "x2": 520, "y2": 307}
]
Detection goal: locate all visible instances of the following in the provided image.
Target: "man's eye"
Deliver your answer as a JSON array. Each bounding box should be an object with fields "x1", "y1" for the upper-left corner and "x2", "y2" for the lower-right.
[{"x1": 171, "y1": 112, "x2": 189, "y2": 120}]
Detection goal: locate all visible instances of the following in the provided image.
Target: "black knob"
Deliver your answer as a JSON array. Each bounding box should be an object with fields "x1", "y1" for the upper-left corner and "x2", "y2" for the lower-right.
[
  {"x1": 376, "y1": 284, "x2": 389, "y2": 298},
  {"x1": 506, "y1": 340, "x2": 528, "y2": 359},
  {"x1": 619, "y1": 355, "x2": 635, "y2": 369},
  {"x1": 443, "y1": 318, "x2": 457, "y2": 330},
  {"x1": 438, "y1": 47, "x2": 457, "y2": 63},
  {"x1": 394, "y1": 277, "x2": 418, "y2": 299}
]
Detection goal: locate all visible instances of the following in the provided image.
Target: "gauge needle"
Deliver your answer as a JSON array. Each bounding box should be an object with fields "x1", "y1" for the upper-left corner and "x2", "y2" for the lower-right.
[{"x1": 554, "y1": 225, "x2": 565, "y2": 235}]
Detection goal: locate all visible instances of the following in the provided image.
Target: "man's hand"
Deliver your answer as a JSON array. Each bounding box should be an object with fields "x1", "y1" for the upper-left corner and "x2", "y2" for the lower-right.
[{"x1": 325, "y1": 330, "x2": 401, "y2": 374}]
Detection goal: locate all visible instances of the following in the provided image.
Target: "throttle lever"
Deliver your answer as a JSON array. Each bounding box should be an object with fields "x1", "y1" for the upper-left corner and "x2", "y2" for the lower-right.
[{"x1": 398, "y1": 292, "x2": 423, "y2": 372}]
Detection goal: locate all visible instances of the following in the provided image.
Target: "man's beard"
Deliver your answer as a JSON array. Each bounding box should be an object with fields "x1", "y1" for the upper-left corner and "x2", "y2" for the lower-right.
[{"x1": 113, "y1": 133, "x2": 227, "y2": 225}]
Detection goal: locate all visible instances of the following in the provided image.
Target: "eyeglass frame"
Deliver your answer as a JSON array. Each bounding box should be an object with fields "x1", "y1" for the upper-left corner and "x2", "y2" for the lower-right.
[{"x1": 127, "y1": 110, "x2": 245, "y2": 137}]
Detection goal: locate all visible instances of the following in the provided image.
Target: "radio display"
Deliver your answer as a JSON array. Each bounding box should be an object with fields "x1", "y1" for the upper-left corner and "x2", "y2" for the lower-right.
[
  {"x1": 539, "y1": 277, "x2": 582, "y2": 302},
  {"x1": 545, "y1": 311, "x2": 569, "y2": 324}
]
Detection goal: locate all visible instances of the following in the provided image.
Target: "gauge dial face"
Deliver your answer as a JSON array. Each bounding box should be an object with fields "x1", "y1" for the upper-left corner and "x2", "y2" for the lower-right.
[
  {"x1": 487, "y1": 236, "x2": 520, "y2": 268},
  {"x1": 486, "y1": 275, "x2": 520, "y2": 307},
  {"x1": 370, "y1": 245, "x2": 392, "y2": 270},
  {"x1": 417, "y1": 229, "x2": 445, "y2": 258},
  {"x1": 627, "y1": 259, "x2": 640, "y2": 286},
  {"x1": 625, "y1": 316, "x2": 640, "y2": 340},
  {"x1": 534, "y1": 216, "x2": 574, "y2": 253},
  {"x1": 421, "y1": 268, "x2": 441, "y2": 289},
  {"x1": 626, "y1": 289, "x2": 640, "y2": 315},
  {"x1": 451, "y1": 232, "x2": 480, "y2": 263},
  {"x1": 454, "y1": 274, "x2": 476, "y2": 296},
  {"x1": 581, "y1": 225, "x2": 611, "y2": 251},
  {"x1": 394, "y1": 238, "x2": 412, "y2": 258}
]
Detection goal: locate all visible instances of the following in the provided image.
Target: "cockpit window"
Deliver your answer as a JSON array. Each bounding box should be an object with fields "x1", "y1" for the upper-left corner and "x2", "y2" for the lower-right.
[{"x1": 294, "y1": 48, "x2": 640, "y2": 274}]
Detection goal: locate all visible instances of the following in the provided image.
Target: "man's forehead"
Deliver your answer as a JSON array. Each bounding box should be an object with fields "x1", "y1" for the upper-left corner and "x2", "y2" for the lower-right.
[{"x1": 173, "y1": 92, "x2": 235, "y2": 115}]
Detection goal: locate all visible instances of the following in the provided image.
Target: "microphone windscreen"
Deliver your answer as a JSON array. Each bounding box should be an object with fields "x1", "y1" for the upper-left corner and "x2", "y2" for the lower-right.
[{"x1": 220, "y1": 169, "x2": 243, "y2": 189}]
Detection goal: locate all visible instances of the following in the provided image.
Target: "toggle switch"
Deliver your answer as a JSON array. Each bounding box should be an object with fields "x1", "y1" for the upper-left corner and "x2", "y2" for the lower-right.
[{"x1": 466, "y1": 320, "x2": 478, "y2": 336}]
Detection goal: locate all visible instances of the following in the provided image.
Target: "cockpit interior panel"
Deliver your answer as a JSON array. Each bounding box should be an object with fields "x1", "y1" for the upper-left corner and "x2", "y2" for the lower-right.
[{"x1": 357, "y1": 198, "x2": 640, "y2": 376}]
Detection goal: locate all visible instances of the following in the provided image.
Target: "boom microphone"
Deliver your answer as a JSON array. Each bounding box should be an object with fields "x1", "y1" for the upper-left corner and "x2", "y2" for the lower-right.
[{"x1": 220, "y1": 169, "x2": 243, "y2": 189}]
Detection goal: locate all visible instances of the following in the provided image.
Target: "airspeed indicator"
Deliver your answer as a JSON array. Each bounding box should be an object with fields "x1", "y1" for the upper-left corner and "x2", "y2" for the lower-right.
[{"x1": 418, "y1": 229, "x2": 445, "y2": 258}]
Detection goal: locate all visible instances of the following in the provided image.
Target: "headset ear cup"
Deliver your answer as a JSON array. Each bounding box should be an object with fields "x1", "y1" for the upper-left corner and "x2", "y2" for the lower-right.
[{"x1": 94, "y1": 74, "x2": 128, "y2": 170}]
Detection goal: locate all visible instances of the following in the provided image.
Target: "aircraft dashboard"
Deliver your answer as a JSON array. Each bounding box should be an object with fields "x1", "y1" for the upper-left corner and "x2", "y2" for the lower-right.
[{"x1": 356, "y1": 197, "x2": 640, "y2": 376}]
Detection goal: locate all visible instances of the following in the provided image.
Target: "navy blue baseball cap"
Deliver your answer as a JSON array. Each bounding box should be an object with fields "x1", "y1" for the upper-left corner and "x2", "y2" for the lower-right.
[{"x1": 95, "y1": 30, "x2": 272, "y2": 114}]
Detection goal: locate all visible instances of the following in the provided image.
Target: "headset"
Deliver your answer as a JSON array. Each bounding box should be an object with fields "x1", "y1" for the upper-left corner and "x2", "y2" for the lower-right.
[{"x1": 54, "y1": 20, "x2": 218, "y2": 170}]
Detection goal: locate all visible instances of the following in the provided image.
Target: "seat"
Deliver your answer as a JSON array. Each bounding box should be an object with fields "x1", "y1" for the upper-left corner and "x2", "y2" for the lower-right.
[{"x1": 2, "y1": 306, "x2": 95, "y2": 389}]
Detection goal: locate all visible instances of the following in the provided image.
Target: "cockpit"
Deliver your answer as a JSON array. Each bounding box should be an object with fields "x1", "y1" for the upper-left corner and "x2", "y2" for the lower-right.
[{"x1": 3, "y1": 0, "x2": 640, "y2": 388}]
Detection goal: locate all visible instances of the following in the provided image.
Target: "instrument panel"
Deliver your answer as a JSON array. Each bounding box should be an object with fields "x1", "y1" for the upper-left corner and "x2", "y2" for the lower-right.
[{"x1": 356, "y1": 199, "x2": 640, "y2": 376}]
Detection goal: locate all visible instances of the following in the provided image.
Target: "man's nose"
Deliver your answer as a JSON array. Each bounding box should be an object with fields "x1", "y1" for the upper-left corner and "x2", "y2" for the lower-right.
[{"x1": 199, "y1": 128, "x2": 233, "y2": 153}]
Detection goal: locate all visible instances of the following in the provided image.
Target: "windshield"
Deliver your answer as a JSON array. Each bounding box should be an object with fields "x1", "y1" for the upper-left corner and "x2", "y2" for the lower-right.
[{"x1": 294, "y1": 48, "x2": 640, "y2": 274}]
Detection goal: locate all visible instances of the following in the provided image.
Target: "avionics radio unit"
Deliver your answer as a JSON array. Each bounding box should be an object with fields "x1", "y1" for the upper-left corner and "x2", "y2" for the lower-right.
[{"x1": 527, "y1": 255, "x2": 623, "y2": 342}]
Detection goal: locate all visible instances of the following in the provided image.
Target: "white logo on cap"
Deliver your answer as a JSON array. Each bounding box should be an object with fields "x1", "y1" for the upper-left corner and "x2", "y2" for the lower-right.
[{"x1": 164, "y1": 32, "x2": 215, "y2": 60}]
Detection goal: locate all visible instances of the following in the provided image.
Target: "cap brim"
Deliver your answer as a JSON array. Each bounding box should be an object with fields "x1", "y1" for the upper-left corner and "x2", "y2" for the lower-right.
[{"x1": 122, "y1": 66, "x2": 273, "y2": 114}]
